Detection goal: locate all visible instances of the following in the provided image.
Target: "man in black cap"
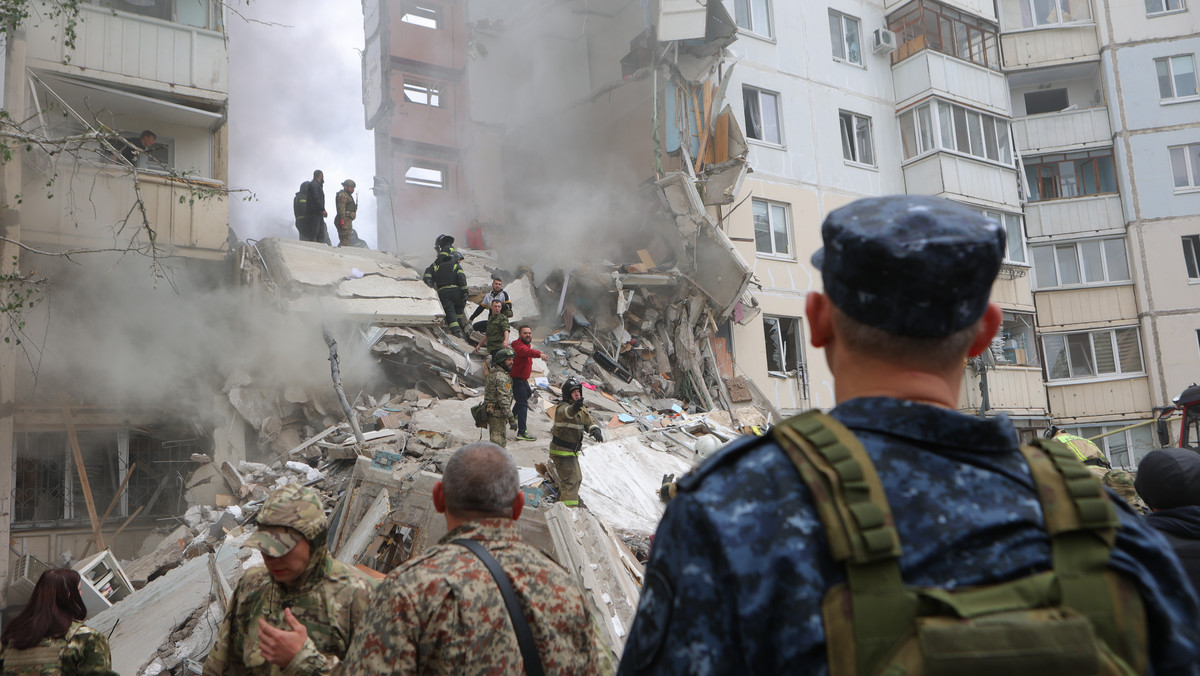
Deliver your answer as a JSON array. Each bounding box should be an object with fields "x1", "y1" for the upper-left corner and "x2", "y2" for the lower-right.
[
  {"x1": 620, "y1": 195, "x2": 1200, "y2": 674},
  {"x1": 1137, "y1": 447, "x2": 1200, "y2": 593}
]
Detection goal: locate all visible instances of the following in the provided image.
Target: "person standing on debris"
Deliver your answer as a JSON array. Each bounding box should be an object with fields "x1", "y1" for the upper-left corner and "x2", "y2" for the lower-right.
[
  {"x1": 0, "y1": 568, "x2": 114, "y2": 675},
  {"x1": 475, "y1": 299, "x2": 510, "y2": 357},
  {"x1": 549, "y1": 378, "x2": 603, "y2": 508},
  {"x1": 334, "y1": 180, "x2": 359, "y2": 247},
  {"x1": 424, "y1": 236, "x2": 469, "y2": 339},
  {"x1": 342, "y1": 442, "x2": 609, "y2": 675},
  {"x1": 510, "y1": 325, "x2": 545, "y2": 443},
  {"x1": 203, "y1": 483, "x2": 373, "y2": 676},
  {"x1": 305, "y1": 170, "x2": 331, "y2": 246},
  {"x1": 469, "y1": 276, "x2": 513, "y2": 335},
  {"x1": 620, "y1": 195, "x2": 1200, "y2": 674},
  {"x1": 483, "y1": 347, "x2": 516, "y2": 448}
]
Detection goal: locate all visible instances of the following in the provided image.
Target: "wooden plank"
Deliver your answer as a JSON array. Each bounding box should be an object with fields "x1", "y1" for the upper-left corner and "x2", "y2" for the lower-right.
[
  {"x1": 60, "y1": 393, "x2": 102, "y2": 550},
  {"x1": 111, "y1": 506, "x2": 144, "y2": 541},
  {"x1": 715, "y1": 112, "x2": 730, "y2": 163}
]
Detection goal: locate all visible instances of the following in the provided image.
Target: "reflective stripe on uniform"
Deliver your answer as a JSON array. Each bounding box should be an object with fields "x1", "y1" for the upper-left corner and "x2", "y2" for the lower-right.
[
  {"x1": 556, "y1": 423, "x2": 586, "y2": 430},
  {"x1": 549, "y1": 449, "x2": 578, "y2": 457}
]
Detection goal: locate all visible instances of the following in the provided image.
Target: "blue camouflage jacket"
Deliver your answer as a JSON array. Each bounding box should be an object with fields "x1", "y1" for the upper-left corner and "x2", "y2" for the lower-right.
[{"x1": 619, "y1": 397, "x2": 1200, "y2": 675}]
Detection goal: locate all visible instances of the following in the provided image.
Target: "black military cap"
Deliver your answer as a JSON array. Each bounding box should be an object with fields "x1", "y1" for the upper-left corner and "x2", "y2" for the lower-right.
[{"x1": 811, "y1": 195, "x2": 1005, "y2": 338}]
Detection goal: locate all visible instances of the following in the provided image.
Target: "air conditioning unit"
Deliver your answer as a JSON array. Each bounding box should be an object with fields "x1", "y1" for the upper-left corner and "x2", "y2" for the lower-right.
[{"x1": 872, "y1": 28, "x2": 897, "y2": 55}]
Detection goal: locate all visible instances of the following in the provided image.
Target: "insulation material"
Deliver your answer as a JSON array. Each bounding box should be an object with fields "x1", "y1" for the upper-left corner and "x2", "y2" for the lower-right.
[{"x1": 578, "y1": 438, "x2": 695, "y2": 536}]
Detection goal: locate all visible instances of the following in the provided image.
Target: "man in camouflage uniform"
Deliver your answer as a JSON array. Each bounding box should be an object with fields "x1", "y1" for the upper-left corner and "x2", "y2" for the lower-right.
[
  {"x1": 341, "y1": 442, "x2": 609, "y2": 675},
  {"x1": 0, "y1": 620, "x2": 114, "y2": 675},
  {"x1": 1104, "y1": 468, "x2": 1147, "y2": 512},
  {"x1": 620, "y1": 195, "x2": 1200, "y2": 673},
  {"x1": 474, "y1": 299, "x2": 509, "y2": 357},
  {"x1": 203, "y1": 483, "x2": 374, "y2": 676},
  {"x1": 423, "y1": 236, "x2": 469, "y2": 338},
  {"x1": 483, "y1": 347, "x2": 515, "y2": 448},
  {"x1": 334, "y1": 180, "x2": 361, "y2": 247},
  {"x1": 549, "y1": 378, "x2": 603, "y2": 508}
]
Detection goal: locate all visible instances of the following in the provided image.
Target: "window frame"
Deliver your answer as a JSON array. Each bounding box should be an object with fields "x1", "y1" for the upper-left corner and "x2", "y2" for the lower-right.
[
  {"x1": 1183, "y1": 235, "x2": 1200, "y2": 281},
  {"x1": 1146, "y1": 0, "x2": 1187, "y2": 16},
  {"x1": 1062, "y1": 423, "x2": 1154, "y2": 469},
  {"x1": 1031, "y1": 237, "x2": 1131, "y2": 290},
  {"x1": 751, "y1": 198, "x2": 793, "y2": 258},
  {"x1": 1042, "y1": 327, "x2": 1145, "y2": 383},
  {"x1": 1155, "y1": 54, "x2": 1199, "y2": 101},
  {"x1": 400, "y1": 2, "x2": 442, "y2": 29},
  {"x1": 763, "y1": 315, "x2": 805, "y2": 378},
  {"x1": 402, "y1": 79, "x2": 443, "y2": 108},
  {"x1": 887, "y1": 0, "x2": 1001, "y2": 71},
  {"x1": 838, "y1": 111, "x2": 875, "y2": 166},
  {"x1": 743, "y1": 86, "x2": 784, "y2": 146},
  {"x1": 829, "y1": 10, "x2": 864, "y2": 66},
  {"x1": 999, "y1": 0, "x2": 1094, "y2": 30},
  {"x1": 734, "y1": 0, "x2": 773, "y2": 38},
  {"x1": 898, "y1": 99, "x2": 1013, "y2": 166},
  {"x1": 1171, "y1": 143, "x2": 1200, "y2": 191},
  {"x1": 404, "y1": 161, "x2": 448, "y2": 189},
  {"x1": 979, "y1": 209, "x2": 1027, "y2": 264},
  {"x1": 1023, "y1": 149, "x2": 1118, "y2": 202},
  {"x1": 988, "y1": 311, "x2": 1040, "y2": 367}
]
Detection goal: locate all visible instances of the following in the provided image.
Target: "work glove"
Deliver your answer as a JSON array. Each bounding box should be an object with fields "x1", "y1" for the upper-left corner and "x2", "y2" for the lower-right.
[
  {"x1": 570, "y1": 401, "x2": 583, "y2": 416},
  {"x1": 590, "y1": 428, "x2": 603, "y2": 442}
]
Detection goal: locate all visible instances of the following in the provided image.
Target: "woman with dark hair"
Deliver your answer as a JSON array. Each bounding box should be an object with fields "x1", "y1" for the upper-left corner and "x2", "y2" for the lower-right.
[{"x1": 0, "y1": 568, "x2": 112, "y2": 675}]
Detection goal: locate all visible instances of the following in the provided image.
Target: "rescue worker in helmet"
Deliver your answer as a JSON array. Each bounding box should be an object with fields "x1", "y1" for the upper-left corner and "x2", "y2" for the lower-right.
[
  {"x1": 1049, "y1": 427, "x2": 1111, "y2": 477},
  {"x1": 423, "y1": 235, "x2": 469, "y2": 339},
  {"x1": 483, "y1": 347, "x2": 516, "y2": 448},
  {"x1": 549, "y1": 378, "x2": 603, "y2": 508}
]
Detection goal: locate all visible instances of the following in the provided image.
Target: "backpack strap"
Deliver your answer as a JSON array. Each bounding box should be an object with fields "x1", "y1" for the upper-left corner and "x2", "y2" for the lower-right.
[
  {"x1": 1019, "y1": 438, "x2": 1146, "y2": 673},
  {"x1": 774, "y1": 411, "x2": 912, "y2": 676}
]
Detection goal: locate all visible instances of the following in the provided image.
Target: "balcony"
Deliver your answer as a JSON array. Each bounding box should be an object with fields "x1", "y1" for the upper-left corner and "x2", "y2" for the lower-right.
[
  {"x1": 885, "y1": 0, "x2": 998, "y2": 21},
  {"x1": 26, "y1": 3, "x2": 228, "y2": 98},
  {"x1": 20, "y1": 165, "x2": 229, "y2": 260},
  {"x1": 902, "y1": 153, "x2": 1021, "y2": 207},
  {"x1": 960, "y1": 366, "x2": 1048, "y2": 418},
  {"x1": 1046, "y1": 375, "x2": 1152, "y2": 421},
  {"x1": 1034, "y1": 284, "x2": 1139, "y2": 331},
  {"x1": 1024, "y1": 194, "x2": 1123, "y2": 239},
  {"x1": 1000, "y1": 25, "x2": 1099, "y2": 71},
  {"x1": 893, "y1": 50, "x2": 1011, "y2": 115},
  {"x1": 1013, "y1": 107, "x2": 1111, "y2": 154}
]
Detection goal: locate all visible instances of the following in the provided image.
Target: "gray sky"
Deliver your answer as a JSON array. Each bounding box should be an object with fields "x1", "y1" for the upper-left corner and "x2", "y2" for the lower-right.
[{"x1": 227, "y1": 1, "x2": 377, "y2": 247}]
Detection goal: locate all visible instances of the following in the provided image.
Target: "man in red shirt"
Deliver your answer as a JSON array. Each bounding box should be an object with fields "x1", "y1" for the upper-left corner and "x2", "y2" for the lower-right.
[{"x1": 510, "y1": 325, "x2": 546, "y2": 442}]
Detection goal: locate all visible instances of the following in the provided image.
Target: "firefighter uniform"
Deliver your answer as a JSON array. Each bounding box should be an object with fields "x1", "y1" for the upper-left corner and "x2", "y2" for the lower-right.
[
  {"x1": 549, "y1": 392, "x2": 601, "y2": 508},
  {"x1": 423, "y1": 251, "x2": 468, "y2": 337}
]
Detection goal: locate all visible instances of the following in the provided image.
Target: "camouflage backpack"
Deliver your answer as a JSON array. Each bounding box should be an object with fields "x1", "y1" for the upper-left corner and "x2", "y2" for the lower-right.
[
  {"x1": 773, "y1": 411, "x2": 1148, "y2": 676},
  {"x1": 470, "y1": 401, "x2": 488, "y2": 428}
]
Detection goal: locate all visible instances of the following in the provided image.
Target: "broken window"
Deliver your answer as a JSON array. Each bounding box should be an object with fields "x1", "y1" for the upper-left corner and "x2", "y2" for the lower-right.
[
  {"x1": 734, "y1": 0, "x2": 772, "y2": 37},
  {"x1": 743, "y1": 86, "x2": 782, "y2": 145},
  {"x1": 86, "y1": 0, "x2": 224, "y2": 31},
  {"x1": 839, "y1": 111, "x2": 874, "y2": 165},
  {"x1": 403, "y1": 80, "x2": 442, "y2": 107},
  {"x1": 404, "y1": 163, "x2": 446, "y2": 189},
  {"x1": 752, "y1": 199, "x2": 791, "y2": 257},
  {"x1": 990, "y1": 312, "x2": 1039, "y2": 367},
  {"x1": 763, "y1": 316, "x2": 804, "y2": 376},
  {"x1": 977, "y1": 208, "x2": 1026, "y2": 263},
  {"x1": 401, "y1": 3, "x2": 442, "y2": 29},
  {"x1": 1023, "y1": 88, "x2": 1069, "y2": 115}
]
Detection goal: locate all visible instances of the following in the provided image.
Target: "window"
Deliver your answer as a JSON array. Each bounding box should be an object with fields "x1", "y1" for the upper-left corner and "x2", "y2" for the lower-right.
[
  {"x1": 403, "y1": 80, "x2": 442, "y2": 107},
  {"x1": 988, "y1": 312, "x2": 1039, "y2": 366},
  {"x1": 1171, "y1": 143, "x2": 1200, "y2": 189},
  {"x1": 1031, "y1": 238, "x2": 1130, "y2": 289},
  {"x1": 1062, "y1": 424, "x2": 1154, "y2": 469},
  {"x1": 1184, "y1": 235, "x2": 1200, "y2": 280},
  {"x1": 752, "y1": 199, "x2": 791, "y2": 257},
  {"x1": 1156, "y1": 55, "x2": 1198, "y2": 101},
  {"x1": 1043, "y1": 328, "x2": 1144, "y2": 382},
  {"x1": 1024, "y1": 88, "x2": 1069, "y2": 115},
  {"x1": 734, "y1": 0, "x2": 772, "y2": 37},
  {"x1": 999, "y1": 0, "x2": 1093, "y2": 29},
  {"x1": 764, "y1": 316, "x2": 804, "y2": 376},
  {"x1": 839, "y1": 111, "x2": 874, "y2": 165},
  {"x1": 1146, "y1": 0, "x2": 1186, "y2": 16},
  {"x1": 1023, "y1": 150, "x2": 1118, "y2": 201},
  {"x1": 405, "y1": 162, "x2": 446, "y2": 188},
  {"x1": 898, "y1": 99, "x2": 1012, "y2": 165},
  {"x1": 743, "y1": 87, "x2": 782, "y2": 145},
  {"x1": 87, "y1": 0, "x2": 224, "y2": 31},
  {"x1": 829, "y1": 11, "x2": 862, "y2": 65},
  {"x1": 887, "y1": 0, "x2": 1000, "y2": 70},
  {"x1": 979, "y1": 209, "x2": 1026, "y2": 263},
  {"x1": 400, "y1": 3, "x2": 441, "y2": 29}
]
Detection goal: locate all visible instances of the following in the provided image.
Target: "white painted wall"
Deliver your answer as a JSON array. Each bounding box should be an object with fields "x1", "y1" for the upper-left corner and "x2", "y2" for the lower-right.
[
  {"x1": 1109, "y1": 38, "x2": 1200, "y2": 133},
  {"x1": 1099, "y1": 2, "x2": 1200, "y2": 46},
  {"x1": 1126, "y1": 129, "x2": 1200, "y2": 221}
]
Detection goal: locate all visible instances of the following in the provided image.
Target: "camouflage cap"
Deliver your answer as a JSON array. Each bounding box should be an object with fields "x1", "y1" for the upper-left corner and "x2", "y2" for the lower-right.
[
  {"x1": 811, "y1": 195, "x2": 1005, "y2": 338},
  {"x1": 246, "y1": 483, "x2": 326, "y2": 554},
  {"x1": 342, "y1": 179, "x2": 356, "y2": 188}
]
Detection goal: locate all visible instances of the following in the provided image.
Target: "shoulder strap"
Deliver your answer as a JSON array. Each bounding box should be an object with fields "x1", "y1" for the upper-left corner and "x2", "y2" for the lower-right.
[
  {"x1": 452, "y1": 539, "x2": 545, "y2": 676},
  {"x1": 773, "y1": 411, "x2": 912, "y2": 676}
]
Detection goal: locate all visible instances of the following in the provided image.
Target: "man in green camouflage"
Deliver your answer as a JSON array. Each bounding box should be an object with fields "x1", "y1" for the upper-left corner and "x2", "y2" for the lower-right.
[
  {"x1": 341, "y1": 442, "x2": 610, "y2": 675},
  {"x1": 483, "y1": 347, "x2": 515, "y2": 448},
  {"x1": 202, "y1": 483, "x2": 374, "y2": 676},
  {"x1": 474, "y1": 299, "x2": 510, "y2": 357},
  {"x1": 1104, "y1": 469, "x2": 1148, "y2": 513},
  {"x1": 334, "y1": 180, "x2": 357, "y2": 247}
]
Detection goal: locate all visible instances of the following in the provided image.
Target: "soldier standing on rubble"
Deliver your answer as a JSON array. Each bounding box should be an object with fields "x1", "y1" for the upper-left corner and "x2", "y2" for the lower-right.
[
  {"x1": 334, "y1": 179, "x2": 358, "y2": 247},
  {"x1": 475, "y1": 299, "x2": 510, "y2": 357},
  {"x1": 305, "y1": 170, "x2": 331, "y2": 245},
  {"x1": 619, "y1": 195, "x2": 1200, "y2": 674},
  {"x1": 203, "y1": 483, "x2": 373, "y2": 676},
  {"x1": 424, "y1": 235, "x2": 469, "y2": 339},
  {"x1": 549, "y1": 378, "x2": 603, "y2": 508},
  {"x1": 483, "y1": 347, "x2": 516, "y2": 448},
  {"x1": 341, "y1": 442, "x2": 608, "y2": 674}
]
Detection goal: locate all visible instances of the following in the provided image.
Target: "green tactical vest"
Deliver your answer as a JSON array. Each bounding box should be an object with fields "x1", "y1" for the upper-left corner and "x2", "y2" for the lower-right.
[{"x1": 773, "y1": 410, "x2": 1148, "y2": 676}]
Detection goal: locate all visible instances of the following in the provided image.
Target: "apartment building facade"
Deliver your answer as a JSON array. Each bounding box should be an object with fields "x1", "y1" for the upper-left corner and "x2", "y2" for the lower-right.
[{"x1": 2, "y1": 0, "x2": 232, "y2": 583}]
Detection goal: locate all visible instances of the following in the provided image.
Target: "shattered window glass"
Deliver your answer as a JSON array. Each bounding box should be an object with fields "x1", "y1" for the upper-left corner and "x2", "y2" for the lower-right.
[
  {"x1": 400, "y1": 3, "x2": 441, "y2": 29},
  {"x1": 764, "y1": 316, "x2": 804, "y2": 375},
  {"x1": 752, "y1": 199, "x2": 790, "y2": 256}
]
